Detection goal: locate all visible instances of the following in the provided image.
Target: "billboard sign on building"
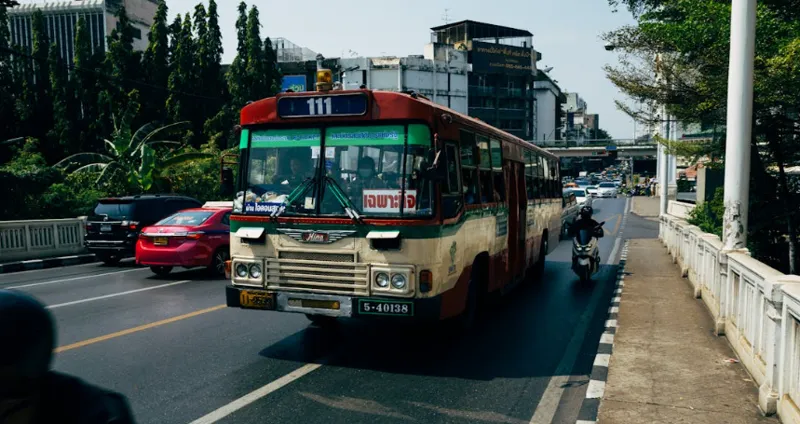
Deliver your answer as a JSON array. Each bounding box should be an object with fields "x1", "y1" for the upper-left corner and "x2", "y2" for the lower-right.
[
  {"x1": 469, "y1": 41, "x2": 534, "y2": 75},
  {"x1": 281, "y1": 75, "x2": 307, "y2": 92}
]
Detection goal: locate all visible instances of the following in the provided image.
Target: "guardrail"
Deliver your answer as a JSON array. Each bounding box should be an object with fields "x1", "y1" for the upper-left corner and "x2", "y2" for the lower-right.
[
  {"x1": 661, "y1": 201, "x2": 800, "y2": 421},
  {"x1": 534, "y1": 139, "x2": 658, "y2": 148},
  {"x1": 0, "y1": 218, "x2": 87, "y2": 262}
]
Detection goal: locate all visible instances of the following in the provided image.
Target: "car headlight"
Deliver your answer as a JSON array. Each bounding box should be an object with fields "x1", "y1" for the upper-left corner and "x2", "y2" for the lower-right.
[
  {"x1": 391, "y1": 274, "x2": 407, "y2": 289},
  {"x1": 375, "y1": 272, "x2": 390, "y2": 288},
  {"x1": 249, "y1": 264, "x2": 262, "y2": 279},
  {"x1": 236, "y1": 263, "x2": 248, "y2": 278}
]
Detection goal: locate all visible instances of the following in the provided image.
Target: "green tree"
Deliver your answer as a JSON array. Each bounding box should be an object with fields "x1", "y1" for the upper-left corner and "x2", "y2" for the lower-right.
[
  {"x1": 244, "y1": 6, "x2": 268, "y2": 100},
  {"x1": 73, "y1": 16, "x2": 103, "y2": 153},
  {"x1": 55, "y1": 90, "x2": 210, "y2": 193},
  {"x1": 604, "y1": 0, "x2": 800, "y2": 272},
  {"x1": 0, "y1": 5, "x2": 17, "y2": 147},
  {"x1": 141, "y1": 0, "x2": 170, "y2": 124},
  {"x1": 166, "y1": 13, "x2": 195, "y2": 128},
  {"x1": 31, "y1": 10, "x2": 54, "y2": 159},
  {"x1": 264, "y1": 37, "x2": 281, "y2": 97},
  {"x1": 48, "y1": 42, "x2": 75, "y2": 158},
  {"x1": 595, "y1": 128, "x2": 613, "y2": 140},
  {"x1": 104, "y1": 6, "x2": 142, "y2": 121}
]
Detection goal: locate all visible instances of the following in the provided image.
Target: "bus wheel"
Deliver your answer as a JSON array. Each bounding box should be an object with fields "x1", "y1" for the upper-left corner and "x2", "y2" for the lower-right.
[
  {"x1": 306, "y1": 314, "x2": 338, "y2": 328},
  {"x1": 454, "y1": 267, "x2": 480, "y2": 333}
]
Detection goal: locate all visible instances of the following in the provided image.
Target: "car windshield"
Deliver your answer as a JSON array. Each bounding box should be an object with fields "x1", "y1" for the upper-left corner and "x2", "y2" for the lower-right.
[
  {"x1": 571, "y1": 189, "x2": 586, "y2": 197},
  {"x1": 238, "y1": 124, "x2": 435, "y2": 218},
  {"x1": 157, "y1": 211, "x2": 214, "y2": 226},
  {"x1": 599, "y1": 183, "x2": 615, "y2": 188},
  {"x1": 93, "y1": 202, "x2": 135, "y2": 220}
]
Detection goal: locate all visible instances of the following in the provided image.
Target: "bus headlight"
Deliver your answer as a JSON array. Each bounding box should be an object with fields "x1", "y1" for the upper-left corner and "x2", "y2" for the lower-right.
[
  {"x1": 236, "y1": 263, "x2": 248, "y2": 278},
  {"x1": 249, "y1": 264, "x2": 262, "y2": 279},
  {"x1": 391, "y1": 274, "x2": 407, "y2": 289},
  {"x1": 375, "y1": 273, "x2": 390, "y2": 288}
]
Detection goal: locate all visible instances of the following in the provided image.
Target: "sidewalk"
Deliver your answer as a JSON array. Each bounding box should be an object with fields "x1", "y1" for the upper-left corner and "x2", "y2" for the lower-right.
[
  {"x1": 631, "y1": 196, "x2": 659, "y2": 218},
  {"x1": 598, "y1": 239, "x2": 778, "y2": 424}
]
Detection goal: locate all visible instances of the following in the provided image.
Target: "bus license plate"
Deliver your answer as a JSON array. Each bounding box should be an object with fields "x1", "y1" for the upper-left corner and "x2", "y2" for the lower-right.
[
  {"x1": 239, "y1": 291, "x2": 275, "y2": 310},
  {"x1": 358, "y1": 299, "x2": 414, "y2": 316}
]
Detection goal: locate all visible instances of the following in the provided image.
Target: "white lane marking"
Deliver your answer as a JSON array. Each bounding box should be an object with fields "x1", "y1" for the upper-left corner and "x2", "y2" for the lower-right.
[
  {"x1": 0, "y1": 261, "x2": 98, "y2": 278},
  {"x1": 593, "y1": 354, "x2": 610, "y2": 367},
  {"x1": 609, "y1": 306, "x2": 619, "y2": 314},
  {"x1": 607, "y1": 237, "x2": 622, "y2": 265},
  {"x1": 7, "y1": 268, "x2": 148, "y2": 289},
  {"x1": 576, "y1": 421, "x2": 597, "y2": 424},
  {"x1": 529, "y1": 265, "x2": 609, "y2": 424},
  {"x1": 605, "y1": 319, "x2": 618, "y2": 328},
  {"x1": 614, "y1": 288, "x2": 622, "y2": 294},
  {"x1": 586, "y1": 380, "x2": 606, "y2": 399},
  {"x1": 189, "y1": 363, "x2": 322, "y2": 424},
  {"x1": 46, "y1": 280, "x2": 192, "y2": 309},
  {"x1": 600, "y1": 333, "x2": 614, "y2": 344}
]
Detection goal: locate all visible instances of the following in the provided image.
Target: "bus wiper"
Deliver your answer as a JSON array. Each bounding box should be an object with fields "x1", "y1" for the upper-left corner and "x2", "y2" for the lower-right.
[
  {"x1": 323, "y1": 175, "x2": 363, "y2": 224},
  {"x1": 270, "y1": 177, "x2": 315, "y2": 221}
]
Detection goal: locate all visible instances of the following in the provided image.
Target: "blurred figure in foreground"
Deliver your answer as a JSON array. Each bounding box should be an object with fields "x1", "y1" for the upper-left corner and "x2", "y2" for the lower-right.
[{"x1": 0, "y1": 290, "x2": 135, "y2": 424}]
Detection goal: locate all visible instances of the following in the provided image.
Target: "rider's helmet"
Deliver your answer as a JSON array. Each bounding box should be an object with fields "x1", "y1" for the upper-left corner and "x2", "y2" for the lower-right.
[
  {"x1": 0, "y1": 290, "x2": 55, "y2": 397},
  {"x1": 579, "y1": 206, "x2": 594, "y2": 220}
]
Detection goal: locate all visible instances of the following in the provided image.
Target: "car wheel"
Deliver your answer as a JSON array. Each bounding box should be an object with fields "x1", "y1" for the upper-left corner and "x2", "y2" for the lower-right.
[
  {"x1": 208, "y1": 247, "x2": 230, "y2": 277},
  {"x1": 150, "y1": 266, "x2": 173, "y2": 276},
  {"x1": 99, "y1": 254, "x2": 121, "y2": 266}
]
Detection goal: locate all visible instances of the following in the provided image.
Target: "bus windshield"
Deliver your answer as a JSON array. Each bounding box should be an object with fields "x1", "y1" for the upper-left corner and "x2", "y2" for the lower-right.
[{"x1": 239, "y1": 124, "x2": 435, "y2": 218}]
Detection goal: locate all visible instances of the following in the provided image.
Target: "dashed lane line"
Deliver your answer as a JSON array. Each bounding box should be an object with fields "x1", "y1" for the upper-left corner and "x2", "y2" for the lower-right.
[
  {"x1": 55, "y1": 304, "x2": 226, "y2": 353},
  {"x1": 46, "y1": 280, "x2": 192, "y2": 309},
  {"x1": 6, "y1": 268, "x2": 148, "y2": 290}
]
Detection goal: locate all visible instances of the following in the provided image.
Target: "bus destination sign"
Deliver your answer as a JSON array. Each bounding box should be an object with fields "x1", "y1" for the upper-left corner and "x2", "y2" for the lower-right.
[{"x1": 278, "y1": 94, "x2": 368, "y2": 118}]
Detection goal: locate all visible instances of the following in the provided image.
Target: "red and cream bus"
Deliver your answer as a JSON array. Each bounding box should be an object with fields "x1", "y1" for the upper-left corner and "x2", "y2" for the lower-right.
[{"x1": 224, "y1": 69, "x2": 562, "y2": 328}]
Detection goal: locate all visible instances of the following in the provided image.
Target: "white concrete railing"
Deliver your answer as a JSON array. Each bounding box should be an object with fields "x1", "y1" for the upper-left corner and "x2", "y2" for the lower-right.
[
  {"x1": 0, "y1": 218, "x2": 87, "y2": 262},
  {"x1": 667, "y1": 200, "x2": 695, "y2": 219},
  {"x1": 660, "y1": 206, "x2": 800, "y2": 422}
]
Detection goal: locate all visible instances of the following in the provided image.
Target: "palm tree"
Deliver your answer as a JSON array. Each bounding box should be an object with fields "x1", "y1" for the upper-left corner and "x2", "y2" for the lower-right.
[{"x1": 55, "y1": 112, "x2": 211, "y2": 192}]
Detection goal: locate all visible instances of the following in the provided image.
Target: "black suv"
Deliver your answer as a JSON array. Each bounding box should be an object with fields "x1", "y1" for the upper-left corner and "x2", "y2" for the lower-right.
[{"x1": 85, "y1": 195, "x2": 202, "y2": 264}]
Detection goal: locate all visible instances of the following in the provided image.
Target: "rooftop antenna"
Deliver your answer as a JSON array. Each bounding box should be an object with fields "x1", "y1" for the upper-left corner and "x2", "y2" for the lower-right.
[{"x1": 442, "y1": 8, "x2": 451, "y2": 24}]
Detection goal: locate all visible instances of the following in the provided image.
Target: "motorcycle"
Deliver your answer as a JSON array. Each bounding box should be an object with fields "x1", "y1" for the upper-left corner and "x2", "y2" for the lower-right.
[{"x1": 572, "y1": 221, "x2": 605, "y2": 282}]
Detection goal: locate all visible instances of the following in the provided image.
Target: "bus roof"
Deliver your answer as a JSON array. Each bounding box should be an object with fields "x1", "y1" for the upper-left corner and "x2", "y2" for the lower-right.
[{"x1": 239, "y1": 89, "x2": 557, "y2": 160}]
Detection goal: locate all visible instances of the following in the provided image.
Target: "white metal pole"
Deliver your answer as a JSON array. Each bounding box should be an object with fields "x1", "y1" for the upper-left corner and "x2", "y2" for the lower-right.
[
  {"x1": 722, "y1": 0, "x2": 756, "y2": 250},
  {"x1": 660, "y1": 110, "x2": 670, "y2": 215}
]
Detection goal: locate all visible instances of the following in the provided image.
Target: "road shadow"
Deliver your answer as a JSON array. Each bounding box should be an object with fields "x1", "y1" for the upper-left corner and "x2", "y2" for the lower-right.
[{"x1": 257, "y1": 262, "x2": 619, "y2": 381}]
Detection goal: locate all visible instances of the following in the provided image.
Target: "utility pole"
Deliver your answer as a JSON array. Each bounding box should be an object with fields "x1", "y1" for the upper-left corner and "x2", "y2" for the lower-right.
[
  {"x1": 722, "y1": 0, "x2": 756, "y2": 250},
  {"x1": 660, "y1": 107, "x2": 670, "y2": 216}
]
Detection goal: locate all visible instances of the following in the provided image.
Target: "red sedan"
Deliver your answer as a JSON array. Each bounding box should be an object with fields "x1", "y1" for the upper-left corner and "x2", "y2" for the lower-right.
[{"x1": 136, "y1": 206, "x2": 231, "y2": 276}]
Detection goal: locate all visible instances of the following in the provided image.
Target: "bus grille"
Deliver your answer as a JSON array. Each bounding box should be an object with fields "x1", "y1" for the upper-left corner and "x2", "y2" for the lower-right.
[{"x1": 265, "y1": 251, "x2": 368, "y2": 296}]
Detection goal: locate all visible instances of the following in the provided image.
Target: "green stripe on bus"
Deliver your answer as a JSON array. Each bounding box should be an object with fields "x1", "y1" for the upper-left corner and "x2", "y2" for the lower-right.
[
  {"x1": 325, "y1": 125, "x2": 405, "y2": 146},
  {"x1": 250, "y1": 128, "x2": 322, "y2": 148},
  {"x1": 239, "y1": 129, "x2": 250, "y2": 149},
  {"x1": 408, "y1": 124, "x2": 431, "y2": 146}
]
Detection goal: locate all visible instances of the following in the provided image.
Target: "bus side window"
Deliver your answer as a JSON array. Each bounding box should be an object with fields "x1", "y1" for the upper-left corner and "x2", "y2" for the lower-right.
[
  {"x1": 442, "y1": 143, "x2": 462, "y2": 218},
  {"x1": 525, "y1": 151, "x2": 535, "y2": 200},
  {"x1": 477, "y1": 135, "x2": 494, "y2": 203},
  {"x1": 490, "y1": 139, "x2": 505, "y2": 202},
  {"x1": 539, "y1": 156, "x2": 548, "y2": 199},
  {"x1": 460, "y1": 130, "x2": 479, "y2": 205}
]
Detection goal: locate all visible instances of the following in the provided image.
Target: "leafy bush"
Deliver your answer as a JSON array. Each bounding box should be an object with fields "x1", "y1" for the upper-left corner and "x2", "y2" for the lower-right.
[{"x1": 687, "y1": 187, "x2": 724, "y2": 238}]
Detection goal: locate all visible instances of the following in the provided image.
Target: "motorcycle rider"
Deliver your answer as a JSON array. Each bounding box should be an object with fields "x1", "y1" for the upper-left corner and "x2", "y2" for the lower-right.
[
  {"x1": 572, "y1": 206, "x2": 604, "y2": 238},
  {"x1": 0, "y1": 290, "x2": 136, "y2": 424}
]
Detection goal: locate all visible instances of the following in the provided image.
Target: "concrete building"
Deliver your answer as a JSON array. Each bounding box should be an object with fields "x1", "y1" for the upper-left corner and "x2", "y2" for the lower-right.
[
  {"x1": 533, "y1": 71, "x2": 564, "y2": 141},
  {"x1": 275, "y1": 41, "x2": 469, "y2": 115},
  {"x1": 7, "y1": 0, "x2": 157, "y2": 63},
  {"x1": 430, "y1": 20, "x2": 539, "y2": 141},
  {"x1": 563, "y1": 92, "x2": 587, "y2": 113},
  {"x1": 274, "y1": 37, "x2": 318, "y2": 63}
]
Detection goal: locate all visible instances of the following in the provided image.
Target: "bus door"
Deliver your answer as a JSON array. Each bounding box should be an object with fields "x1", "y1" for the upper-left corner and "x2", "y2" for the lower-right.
[{"x1": 506, "y1": 160, "x2": 527, "y2": 280}]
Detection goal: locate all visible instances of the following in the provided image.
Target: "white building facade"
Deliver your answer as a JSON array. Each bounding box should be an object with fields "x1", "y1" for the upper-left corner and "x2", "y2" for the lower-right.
[
  {"x1": 7, "y1": 0, "x2": 157, "y2": 64},
  {"x1": 339, "y1": 43, "x2": 469, "y2": 115},
  {"x1": 533, "y1": 75, "x2": 561, "y2": 141}
]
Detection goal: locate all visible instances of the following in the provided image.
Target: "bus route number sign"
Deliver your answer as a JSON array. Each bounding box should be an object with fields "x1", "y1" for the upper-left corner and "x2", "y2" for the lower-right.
[{"x1": 278, "y1": 94, "x2": 368, "y2": 118}]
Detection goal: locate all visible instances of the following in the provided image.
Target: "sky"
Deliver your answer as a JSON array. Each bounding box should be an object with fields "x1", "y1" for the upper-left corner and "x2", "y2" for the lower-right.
[{"x1": 19, "y1": 0, "x2": 639, "y2": 139}]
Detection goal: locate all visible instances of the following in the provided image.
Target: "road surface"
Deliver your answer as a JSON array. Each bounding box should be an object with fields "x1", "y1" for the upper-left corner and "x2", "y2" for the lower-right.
[{"x1": 1, "y1": 198, "x2": 638, "y2": 424}]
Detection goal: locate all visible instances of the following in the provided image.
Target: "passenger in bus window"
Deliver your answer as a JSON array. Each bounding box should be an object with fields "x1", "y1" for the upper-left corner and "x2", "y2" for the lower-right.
[{"x1": 353, "y1": 157, "x2": 387, "y2": 189}]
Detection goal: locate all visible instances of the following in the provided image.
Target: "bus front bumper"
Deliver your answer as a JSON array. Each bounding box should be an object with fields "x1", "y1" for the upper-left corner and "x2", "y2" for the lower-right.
[{"x1": 225, "y1": 285, "x2": 442, "y2": 321}]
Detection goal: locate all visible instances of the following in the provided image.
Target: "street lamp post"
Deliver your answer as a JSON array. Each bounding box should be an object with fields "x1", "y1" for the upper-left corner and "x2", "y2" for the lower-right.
[{"x1": 722, "y1": 0, "x2": 756, "y2": 250}]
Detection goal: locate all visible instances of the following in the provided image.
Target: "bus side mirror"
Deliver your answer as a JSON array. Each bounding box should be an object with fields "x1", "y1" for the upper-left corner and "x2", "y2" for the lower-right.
[{"x1": 221, "y1": 167, "x2": 235, "y2": 197}]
